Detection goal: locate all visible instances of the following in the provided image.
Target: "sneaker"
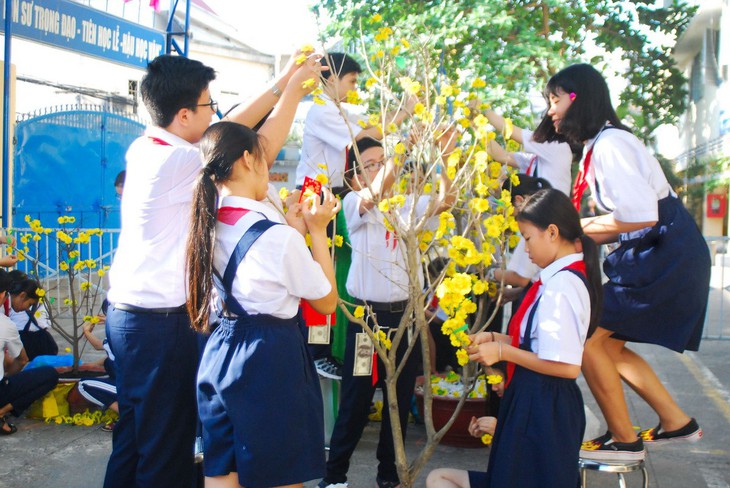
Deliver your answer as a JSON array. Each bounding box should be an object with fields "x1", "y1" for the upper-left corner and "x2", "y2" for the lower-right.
[
  {"x1": 317, "y1": 481, "x2": 348, "y2": 488},
  {"x1": 639, "y1": 418, "x2": 703, "y2": 444},
  {"x1": 315, "y1": 357, "x2": 343, "y2": 380},
  {"x1": 376, "y1": 476, "x2": 400, "y2": 488},
  {"x1": 580, "y1": 431, "x2": 646, "y2": 462}
]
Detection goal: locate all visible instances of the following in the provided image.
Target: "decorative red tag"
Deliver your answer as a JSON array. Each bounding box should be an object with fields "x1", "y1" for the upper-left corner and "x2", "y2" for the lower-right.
[{"x1": 299, "y1": 176, "x2": 322, "y2": 204}]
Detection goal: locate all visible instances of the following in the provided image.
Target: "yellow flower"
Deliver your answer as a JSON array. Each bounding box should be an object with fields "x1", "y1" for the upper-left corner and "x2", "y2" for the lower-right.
[
  {"x1": 503, "y1": 118, "x2": 514, "y2": 141},
  {"x1": 65, "y1": 347, "x2": 71, "y2": 353},
  {"x1": 423, "y1": 183, "x2": 433, "y2": 193},
  {"x1": 440, "y1": 85, "x2": 453, "y2": 97},
  {"x1": 374, "y1": 26, "x2": 393, "y2": 42},
  {"x1": 378, "y1": 200, "x2": 390, "y2": 212},
  {"x1": 301, "y1": 78, "x2": 316, "y2": 89},
  {"x1": 471, "y1": 78, "x2": 487, "y2": 88},
  {"x1": 378, "y1": 330, "x2": 392, "y2": 350},
  {"x1": 334, "y1": 235, "x2": 344, "y2": 247},
  {"x1": 86, "y1": 260, "x2": 96, "y2": 269},
  {"x1": 481, "y1": 433, "x2": 493, "y2": 445},
  {"x1": 346, "y1": 90, "x2": 362, "y2": 105},
  {"x1": 20, "y1": 235, "x2": 30, "y2": 244},
  {"x1": 279, "y1": 187, "x2": 289, "y2": 201},
  {"x1": 98, "y1": 269, "x2": 106, "y2": 277},
  {"x1": 315, "y1": 173, "x2": 329, "y2": 186},
  {"x1": 295, "y1": 53, "x2": 307, "y2": 65},
  {"x1": 375, "y1": 50, "x2": 385, "y2": 59},
  {"x1": 80, "y1": 282, "x2": 92, "y2": 291},
  {"x1": 304, "y1": 234, "x2": 312, "y2": 247},
  {"x1": 313, "y1": 96, "x2": 326, "y2": 105},
  {"x1": 456, "y1": 348, "x2": 469, "y2": 366},
  {"x1": 353, "y1": 306, "x2": 365, "y2": 319},
  {"x1": 57, "y1": 217, "x2": 65, "y2": 224},
  {"x1": 369, "y1": 13, "x2": 383, "y2": 23},
  {"x1": 394, "y1": 142, "x2": 406, "y2": 155},
  {"x1": 398, "y1": 77, "x2": 421, "y2": 96},
  {"x1": 56, "y1": 231, "x2": 73, "y2": 245},
  {"x1": 413, "y1": 103, "x2": 426, "y2": 117},
  {"x1": 299, "y1": 43, "x2": 314, "y2": 54},
  {"x1": 24, "y1": 215, "x2": 31, "y2": 223},
  {"x1": 35, "y1": 288, "x2": 45, "y2": 298},
  {"x1": 32, "y1": 234, "x2": 41, "y2": 241},
  {"x1": 59, "y1": 262, "x2": 69, "y2": 271},
  {"x1": 400, "y1": 38, "x2": 410, "y2": 48},
  {"x1": 486, "y1": 374, "x2": 503, "y2": 385}
]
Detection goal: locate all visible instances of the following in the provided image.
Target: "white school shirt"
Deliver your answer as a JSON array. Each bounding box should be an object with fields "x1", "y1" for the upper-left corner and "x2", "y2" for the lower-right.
[
  {"x1": 213, "y1": 196, "x2": 331, "y2": 319},
  {"x1": 518, "y1": 253, "x2": 590, "y2": 366},
  {"x1": 513, "y1": 129, "x2": 573, "y2": 196},
  {"x1": 0, "y1": 315, "x2": 23, "y2": 378},
  {"x1": 506, "y1": 237, "x2": 541, "y2": 282},
  {"x1": 585, "y1": 127, "x2": 674, "y2": 223},
  {"x1": 296, "y1": 96, "x2": 365, "y2": 188},
  {"x1": 9, "y1": 301, "x2": 51, "y2": 331},
  {"x1": 343, "y1": 191, "x2": 429, "y2": 302},
  {"x1": 108, "y1": 127, "x2": 202, "y2": 308}
]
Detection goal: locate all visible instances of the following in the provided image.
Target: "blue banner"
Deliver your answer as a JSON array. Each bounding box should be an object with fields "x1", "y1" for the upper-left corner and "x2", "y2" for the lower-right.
[{"x1": 1, "y1": 0, "x2": 165, "y2": 69}]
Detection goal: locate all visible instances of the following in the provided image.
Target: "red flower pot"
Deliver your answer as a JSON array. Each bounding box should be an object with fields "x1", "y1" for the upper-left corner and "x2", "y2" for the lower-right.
[{"x1": 414, "y1": 375, "x2": 491, "y2": 448}]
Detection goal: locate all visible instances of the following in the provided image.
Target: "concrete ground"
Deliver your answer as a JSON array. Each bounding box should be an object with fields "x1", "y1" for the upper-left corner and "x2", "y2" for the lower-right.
[{"x1": 1, "y1": 257, "x2": 729, "y2": 487}]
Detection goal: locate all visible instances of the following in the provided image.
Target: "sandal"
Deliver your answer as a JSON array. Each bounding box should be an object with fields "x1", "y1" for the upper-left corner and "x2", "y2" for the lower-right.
[
  {"x1": 100, "y1": 421, "x2": 116, "y2": 432},
  {"x1": 0, "y1": 415, "x2": 17, "y2": 436}
]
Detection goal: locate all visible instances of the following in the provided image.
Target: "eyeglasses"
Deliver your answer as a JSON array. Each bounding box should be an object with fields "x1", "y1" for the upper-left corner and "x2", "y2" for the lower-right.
[
  {"x1": 196, "y1": 99, "x2": 219, "y2": 112},
  {"x1": 362, "y1": 158, "x2": 385, "y2": 171}
]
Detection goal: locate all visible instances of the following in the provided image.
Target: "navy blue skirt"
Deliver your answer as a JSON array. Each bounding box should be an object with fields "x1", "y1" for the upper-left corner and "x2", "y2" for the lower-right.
[
  {"x1": 197, "y1": 314, "x2": 325, "y2": 487},
  {"x1": 484, "y1": 366, "x2": 584, "y2": 488},
  {"x1": 602, "y1": 196, "x2": 711, "y2": 352}
]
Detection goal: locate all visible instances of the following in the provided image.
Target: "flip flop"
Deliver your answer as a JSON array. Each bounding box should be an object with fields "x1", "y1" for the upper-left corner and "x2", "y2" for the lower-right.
[
  {"x1": 100, "y1": 422, "x2": 116, "y2": 432},
  {"x1": 0, "y1": 416, "x2": 17, "y2": 435}
]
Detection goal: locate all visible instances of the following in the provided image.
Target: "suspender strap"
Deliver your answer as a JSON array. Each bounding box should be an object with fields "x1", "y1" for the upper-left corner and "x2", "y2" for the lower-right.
[
  {"x1": 23, "y1": 304, "x2": 41, "y2": 332},
  {"x1": 219, "y1": 218, "x2": 280, "y2": 317}
]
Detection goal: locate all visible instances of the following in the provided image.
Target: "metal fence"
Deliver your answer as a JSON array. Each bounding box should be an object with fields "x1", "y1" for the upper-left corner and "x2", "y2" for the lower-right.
[
  {"x1": 704, "y1": 236, "x2": 730, "y2": 340},
  {"x1": 10, "y1": 228, "x2": 120, "y2": 319}
]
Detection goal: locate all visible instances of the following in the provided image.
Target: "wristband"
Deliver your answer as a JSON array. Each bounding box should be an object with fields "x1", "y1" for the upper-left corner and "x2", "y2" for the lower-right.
[{"x1": 271, "y1": 84, "x2": 283, "y2": 98}]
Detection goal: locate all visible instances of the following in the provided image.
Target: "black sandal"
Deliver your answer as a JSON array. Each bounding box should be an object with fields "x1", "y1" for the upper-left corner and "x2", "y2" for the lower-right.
[{"x1": 0, "y1": 416, "x2": 17, "y2": 435}]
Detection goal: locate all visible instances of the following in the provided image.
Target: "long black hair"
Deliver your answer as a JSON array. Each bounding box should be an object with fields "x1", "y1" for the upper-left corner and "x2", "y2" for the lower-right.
[
  {"x1": 541, "y1": 63, "x2": 630, "y2": 145},
  {"x1": 517, "y1": 189, "x2": 602, "y2": 337},
  {"x1": 185, "y1": 121, "x2": 265, "y2": 332},
  {"x1": 7, "y1": 270, "x2": 42, "y2": 299}
]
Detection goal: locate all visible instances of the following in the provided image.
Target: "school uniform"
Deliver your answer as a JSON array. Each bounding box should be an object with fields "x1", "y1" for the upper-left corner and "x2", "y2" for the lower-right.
[
  {"x1": 197, "y1": 196, "x2": 329, "y2": 488},
  {"x1": 513, "y1": 129, "x2": 573, "y2": 195},
  {"x1": 7, "y1": 302, "x2": 58, "y2": 360},
  {"x1": 584, "y1": 127, "x2": 711, "y2": 352},
  {"x1": 485, "y1": 253, "x2": 589, "y2": 488},
  {"x1": 104, "y1": 126, "x2": 201, "y2": 488},
  {"x1": 322, "y1": 191, "x2": 427, "y2": 486},
  {"x1": 77, "y1": 339, "x2": 117, "y2": 410},
  {"x1": 0, "y1": 314, "x2": 58, "y2": 416},
  {"x1": 296, "y1": 95, "x2": 365, "y2": 188}
]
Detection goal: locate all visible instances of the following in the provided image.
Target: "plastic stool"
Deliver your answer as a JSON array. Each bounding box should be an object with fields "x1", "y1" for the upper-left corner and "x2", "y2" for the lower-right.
[{"x1": 579, "y1": 458, "x2": 648, "y2": 488}]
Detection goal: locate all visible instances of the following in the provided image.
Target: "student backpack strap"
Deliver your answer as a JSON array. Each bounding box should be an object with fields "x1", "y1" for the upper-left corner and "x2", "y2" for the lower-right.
[{"x1": 219, "y1": 218, "x2": 280, "y2": 317}]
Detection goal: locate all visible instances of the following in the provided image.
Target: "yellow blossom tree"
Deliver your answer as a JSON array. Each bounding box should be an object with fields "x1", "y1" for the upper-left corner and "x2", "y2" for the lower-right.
[
  {"x1": 14, "y1": 215, "x2": 109, "y2": 372},
  {"x1": 312, "y1": 21, "x2": 520, "y2": 487}
]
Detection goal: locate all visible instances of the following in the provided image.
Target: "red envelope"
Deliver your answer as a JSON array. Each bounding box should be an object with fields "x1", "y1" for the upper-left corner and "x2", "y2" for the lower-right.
[{"x1": 299, "y1": 176, "x2": 322, "y2": 203}]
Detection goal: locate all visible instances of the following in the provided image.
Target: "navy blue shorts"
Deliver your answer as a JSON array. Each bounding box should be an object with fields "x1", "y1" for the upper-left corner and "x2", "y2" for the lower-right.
[{"x1": 197, "y1": 313, "x2": 325, "y2": 488}]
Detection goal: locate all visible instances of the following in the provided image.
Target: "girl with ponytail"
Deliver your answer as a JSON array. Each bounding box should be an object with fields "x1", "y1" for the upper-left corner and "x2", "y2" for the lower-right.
[
  {"x1": 467, "y1": 189, "x2": 600, "y2": 488},
  {"x1": 186, "y1": 121, "x2": 340, "y2": 488}
]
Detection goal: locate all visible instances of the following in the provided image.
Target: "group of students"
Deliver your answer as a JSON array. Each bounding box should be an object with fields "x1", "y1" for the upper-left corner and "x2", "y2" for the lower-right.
[{"x1": 92, "y1": 47, "x2": 711, "y2": 488}]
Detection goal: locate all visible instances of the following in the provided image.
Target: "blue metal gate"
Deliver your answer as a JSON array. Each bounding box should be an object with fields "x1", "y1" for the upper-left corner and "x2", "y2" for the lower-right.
[{"x1": 13, "y1": 105, "x2": 145, "y2": 229}]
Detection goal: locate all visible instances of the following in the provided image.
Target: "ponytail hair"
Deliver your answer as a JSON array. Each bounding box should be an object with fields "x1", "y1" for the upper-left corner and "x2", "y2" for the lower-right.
[
  {"x1": 517, "y1": 189, "x2": 602, "y2": 336},
  {"x1": 186, "y1": 121, "x2": 265, "y2": 332}
]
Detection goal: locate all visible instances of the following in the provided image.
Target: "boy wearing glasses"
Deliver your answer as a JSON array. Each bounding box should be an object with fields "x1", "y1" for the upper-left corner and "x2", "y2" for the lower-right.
[
  {"x1": 319, "y1": 136, "x2": 455, "y2": 488},
  {"x1": 105, "y1": 53, "x2": 321, "y2": 488}
]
